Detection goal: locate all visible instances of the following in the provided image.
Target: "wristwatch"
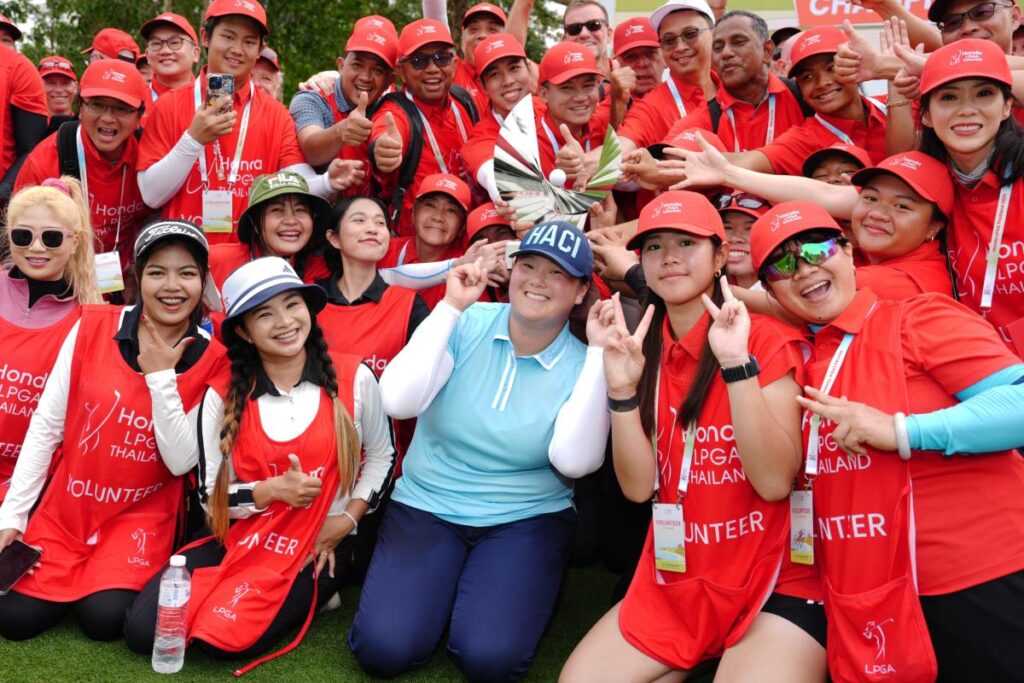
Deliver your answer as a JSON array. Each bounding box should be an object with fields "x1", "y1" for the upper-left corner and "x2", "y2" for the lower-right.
[
  {"x1": 720, "y1": 355, "x2": 760, "y2": 383},
  {"x1": 607, "y1": 394, "x2": 640, "y2": 412}
]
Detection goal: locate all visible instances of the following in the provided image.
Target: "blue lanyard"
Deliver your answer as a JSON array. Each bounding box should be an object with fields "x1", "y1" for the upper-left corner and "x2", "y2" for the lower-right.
[
  {"x1": 724, "y1": 94, "x2": 776, "y2": 152},
  {"x1": 666, "y1": 76, "x2": 687, "y2": 117},
  {"x1": 540, "y1": 117, "x2": 591, "y2": 155}
]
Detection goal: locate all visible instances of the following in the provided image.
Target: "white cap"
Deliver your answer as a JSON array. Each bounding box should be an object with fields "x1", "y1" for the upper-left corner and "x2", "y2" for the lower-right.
[
  {"x1": 170, "y1": 555, "x2": 186, "y2": 567},
  {"x1": 650, "y1": 0, "x2": 715, "y2": 31}
]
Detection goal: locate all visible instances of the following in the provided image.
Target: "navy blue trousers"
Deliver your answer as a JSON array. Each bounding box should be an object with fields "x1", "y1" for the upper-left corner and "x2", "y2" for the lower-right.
[{"x1": 349, "y1": 501, "x2": 574, "y2": 682}]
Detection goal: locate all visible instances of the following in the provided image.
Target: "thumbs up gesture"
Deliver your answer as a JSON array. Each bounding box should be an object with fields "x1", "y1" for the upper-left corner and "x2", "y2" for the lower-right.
[
  {"x1": 609, "y1": 58, "x2": 636, "y2": 104},
  {"x1": 555, "y1": 123, "x2": 586, "y2": 181},
  {"x1": 339, "y1": 91, "x2": 374, "y2": 146},
  {"x1": 275, "y1": 454, "x2": 323, "y2": 508},
  {"x1": 374, "y1": 111, "x2": 404, "y2": 173}
]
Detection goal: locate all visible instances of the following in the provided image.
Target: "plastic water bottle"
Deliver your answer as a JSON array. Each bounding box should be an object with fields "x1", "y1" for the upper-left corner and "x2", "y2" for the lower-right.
[{"x1": 152, "y1": 555, "x2": 190, "y2": 674}]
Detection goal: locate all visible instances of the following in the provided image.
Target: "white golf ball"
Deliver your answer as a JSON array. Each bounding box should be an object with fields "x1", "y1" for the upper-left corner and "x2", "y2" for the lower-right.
[{"x1": 548, "y1": 169, "x2": 567, "y2": 188}]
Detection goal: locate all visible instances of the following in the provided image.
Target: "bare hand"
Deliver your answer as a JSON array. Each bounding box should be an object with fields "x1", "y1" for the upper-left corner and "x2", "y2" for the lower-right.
[
  {"x1": 187, "y1": 104, "x2": 237, "y2": 146},
  {"x1": 588, "y1": 193, "x2": 618, "y2": 231},
  {"x1": 609, "y1": 59, "x2": 636, "y2": 104},
  {"x1": 796, "y1": 386, "x2": 898, "y2": 457},
  {"x1": 338, "y1": 91, "x2": 373, "y2": 146},
  {"x1": 555, "y1": 124, "x2": 587, "y2": 182},
  {"x1": 373, "y1": 112, "x2": 403, "y2": 173},
  {"x1": 591, "y1": 240, "x2": 638, "y2": 282},
  {"x1": 702, "y1": 276, "x2": 751, "y2": 367},
  {"x1": 299, "y1": 70, "x2": 340, "y2": 93},
  {"x1": 274, "y1": 454, "x2": 323, "y2": 508},
  {"x1": 310, "y1": 514, "x2": 354, "y2": 578},
  {"x1": 603, "y1": 293, "x2": 655, "y2": 396},
  {"x1": 443, "y1": 258, "x2": 488, "y2": 311},
  {"x1": 833, "y1": 20, "x2": 878, "y2": 85},
  {"x1": 0, "y1": 529, "x2": 42, "y2": 574},
  {"x1": 327, "y1": 158, "x2": 366, "y2": 192},
  {"x1": 664, "y1": 133, "x2": 729, "y2": 190},
  {"x1": 137, "y1": 314, "x2": 194, "y2": 374}
]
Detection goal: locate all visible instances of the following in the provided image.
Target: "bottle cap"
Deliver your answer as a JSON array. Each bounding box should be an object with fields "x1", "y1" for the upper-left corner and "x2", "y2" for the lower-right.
[{"x1": 169, "y1": 555, "x2": 186, "y2": 567}]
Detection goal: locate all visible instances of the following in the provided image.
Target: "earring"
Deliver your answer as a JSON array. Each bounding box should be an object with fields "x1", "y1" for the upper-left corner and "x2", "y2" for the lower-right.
[{"x1": 714, "y1": 269, "x2": 724, "y2": 279}]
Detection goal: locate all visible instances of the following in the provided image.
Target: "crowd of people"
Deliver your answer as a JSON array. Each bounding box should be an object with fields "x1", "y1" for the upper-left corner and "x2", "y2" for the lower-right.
[{"x1": 0, "y1": 0, "x2": 1023, "y2": 680}]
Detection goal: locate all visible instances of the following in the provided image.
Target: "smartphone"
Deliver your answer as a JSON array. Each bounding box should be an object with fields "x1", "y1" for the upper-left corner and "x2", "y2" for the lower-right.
[
  {"x1": 504, "y1": 240, "x2": 521, "y2": 271},
  {"x1": 206, "y1": 73, "x2": 235, "y2": 113},
  {"x1": 0, "y1": 540, "x2": 41, "y2": 595}
]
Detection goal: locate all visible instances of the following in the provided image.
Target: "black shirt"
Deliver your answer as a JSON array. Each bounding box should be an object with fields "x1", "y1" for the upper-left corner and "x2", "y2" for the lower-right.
[{"x1": 114, "y1": 304, "x2": 210, "y2": 373}]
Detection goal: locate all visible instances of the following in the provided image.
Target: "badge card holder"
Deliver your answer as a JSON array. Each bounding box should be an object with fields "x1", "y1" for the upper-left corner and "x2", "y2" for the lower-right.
[
  {"x1": 78, "y1": 128, "x2": 125, "y2": 294},
  {"x1": 95, "y1": 251, "x2": 125, "y2": 294},
  {"x1": 202, "y1": 189, "x2": 234, "y2": 234},
  {"x1": 653, "y1": 421, "x2": 696, "y2": 574}
]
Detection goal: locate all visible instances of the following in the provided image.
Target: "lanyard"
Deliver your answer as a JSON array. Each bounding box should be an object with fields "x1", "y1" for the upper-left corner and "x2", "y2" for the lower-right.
[
  {"x1": 814, "y1": 97, "x2": 888, "y2": 146},
  {"x1": 404, "y1": 91, "x2": 469, "y2": 174},
  {"x1": 492, "y1": 107, "x2": 504, "y2": 127},
  {"x1": 805, "y1": 333, "x2": 855, "y2": 478},
  {"x1": 982, "y1": 181, "x2": 1013, "y2": 309},
  {"x1": 540, "y1": 117, "x2": 591, "y2": 155},
  {"x1": 193, "y1": 79, "x2": 254, "y2": 187},
  {"x1": 651, "y1": 369, "x2": 698, "y2": 501},
  {"x1": 666, "y1": 76, "x2": 688, "y2": 117},
  {"x1": 76, "y1": 128, "x2": 126, "y2": 250},
  {"x1": 150, "y1": 85, "x2": 158, "y2": 103},
  {"x1": 725, "y1": 94, "x2": 776, "y2": 153}
]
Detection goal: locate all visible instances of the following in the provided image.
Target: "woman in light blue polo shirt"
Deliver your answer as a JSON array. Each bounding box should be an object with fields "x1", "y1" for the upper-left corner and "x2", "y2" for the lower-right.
[{"x1": 349, "y1": 221, "x2": 613, "y2": 682}]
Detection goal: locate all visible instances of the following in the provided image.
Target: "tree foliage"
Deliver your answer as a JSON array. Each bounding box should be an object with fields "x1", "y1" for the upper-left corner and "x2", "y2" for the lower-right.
[{"x1": 16, "y1": 0, "x2": 564, "y2": 101}]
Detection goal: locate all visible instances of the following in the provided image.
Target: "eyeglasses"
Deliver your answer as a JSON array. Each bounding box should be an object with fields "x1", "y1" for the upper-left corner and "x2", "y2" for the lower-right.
[
  {"x1": 937, "y1": 1, "x2": 1015, "y2": 32},
  {"x1": 81, "y1": 99, "x2": 139, "y2": 118},
  {"x1": 146, "y1": 36, "x2": 194, "y2": 52},
  {"x1": 659, "y1": 27, "x2": 710, "y2": 49},
  {"x1": 564, "y1": 19, "x2": 606, "y2": 36},
  {"x1": 713, "y1": 192, "x2": 768, "y2": 212},
  {"x1": 762, "y1": 238, "x2": 841, "y2": 282},
  {"x1": 40, "y1": 59, "x2": 73, "y2": 70},
  {"x1": 8, "y1": 227, "x2": 71, "y2": 249},
  {"x1": 403, "y1": 50, "x2": 455, "y2": 70}
]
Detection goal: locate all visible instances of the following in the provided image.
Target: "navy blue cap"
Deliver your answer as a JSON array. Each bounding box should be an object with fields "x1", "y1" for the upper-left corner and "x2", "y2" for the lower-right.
[{"x1": 512, "y1": 220, "x2": 593, "y2": 278}]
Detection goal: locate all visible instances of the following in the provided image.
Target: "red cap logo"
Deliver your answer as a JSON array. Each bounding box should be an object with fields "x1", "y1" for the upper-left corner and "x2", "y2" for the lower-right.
[
  {"x1": 103, "y1": 68, "x2": 127, "y2": 84},
  {"x1": 486, "y1": 39, "x2": 506, "y2": 53},
  {"x1": 770, "y1": 209, "x2": 804, "y2": 232},
  {"x1": 651, "y1": 201, "x2": 685, "y2": 218},
  {"x1": 563, "y1": 49, "x2": 585, "y2": 64},
  {"x1": 234, "y1": 0, "x2": 257, "y2": 10},
  {"x1": 437, "y1": 178, "x2": 458, "y2": 191},
  {"x1": 367, "y1": 32, "x2": 386, "y2": 46},
  {"x1": 417, "y1": 24, "x2": 438, "y2": 36},
  {"x1": 624, "y1": 24, "x2": 646, "y2": 36},
  {"x1": 949, "y1": 48, "x2": 984, "y2": 66}
]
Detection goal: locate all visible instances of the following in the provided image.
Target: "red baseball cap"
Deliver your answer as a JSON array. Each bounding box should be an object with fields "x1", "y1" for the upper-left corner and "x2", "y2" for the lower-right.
[
  {"x1": 0, "y1": 14, "x2": 21, "y2": 41},
  {"x1": 801, "y1": 143, "x2": 872, "y2": 178},
  {"x1": 474, "y1": 33, "x2": 527, "y2": 76},
  {"x1": 141, "y1": 12, "x2": 199, "y2": 45},
  {"x1": 750, "y1": 201, "x2": 842, "y2": 270},
  {"x1": 82, "y1": 28, "x2": 141, "y2": 61},
  {"x1": 464, "y1": 3, "x2": 508, "y2": 26},
  {"x1": 920, "y1": 38, "x2": 1012, "y2": 97},
  {"x1": 79, "y1": 58, "x2": 148, "y2": 109},
  {"x1": 204, "y1": 0, "x2": 269, "y2": 36},
  {"x1": 38, "y1": 56, "x2": 78, "y2": 81},
  {"x1": 787, "y1": 26, "x2": 845, "y2": 77},
  {"x1": 415, "y1": 173, "x2": 471, "y2": 211},
  {"x1": 346, "y1": 26, "x2": 399, "y2": 68},
  {"x1": 540, "y1": 42, "x2": 602, "y2": 85},
  {"x1": 851, "y1": 151, "x2": 955, "y2": 218},
  {"x1": 467, "y1": 203, "x2": 512, "y2": 240},
  {"x1": 614, "y1": 18, "x2": 660, "y2": 58},
  {"x1": 628, "y1": 190, "x2": 725, "y2": 250},
  {"x1": 355, "y1": 15, "x2": 398, "y2": 38},
  {"x1": 399, "y1": 19, "x2": 455, "y2": 59},
  {"x1": 650, "y1": 126, "x2": 727, "y2": 158}
]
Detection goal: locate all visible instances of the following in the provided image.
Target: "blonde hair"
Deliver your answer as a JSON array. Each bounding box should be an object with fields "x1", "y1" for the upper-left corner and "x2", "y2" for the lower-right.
[
  {"x1": 209, "y1": 321, "x2": 361, "y2": 542},
  {"x1": 4, "y1": 177, "x2": 101, "y2": 304}
]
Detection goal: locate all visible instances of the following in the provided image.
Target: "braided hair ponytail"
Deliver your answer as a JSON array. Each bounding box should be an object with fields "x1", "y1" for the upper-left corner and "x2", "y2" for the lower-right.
[{"x1": 307, "y1": 321, "x2": 361, "y2": 495}]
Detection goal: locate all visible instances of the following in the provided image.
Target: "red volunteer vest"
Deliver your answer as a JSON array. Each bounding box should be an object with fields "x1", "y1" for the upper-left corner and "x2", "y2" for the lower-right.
[
  {"x1": 184, "y1": 353, "x2": 360, "y2": 657},
  {"x1": 618, "y1": 314, "x2": 802, "y2": 669},
  {"x1": 17, "y1": 306, "x2": 227, "y2": 600},
  {"x1": 0, "y1": 310, "x2": 79, "y2": 502},
  {"x1": 808, "y1": 299, "x2": 937, "y2": 682},
  {"x1": 318, "y1": 286, "x2": 415, "y2": 376}
]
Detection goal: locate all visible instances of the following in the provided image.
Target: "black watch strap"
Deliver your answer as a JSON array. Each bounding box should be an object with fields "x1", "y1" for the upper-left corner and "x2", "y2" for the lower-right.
[
  {"x1": 720, "y1": 355, "x2": 760, "y2": 383},
  {"x1": 608, "y1": 394, "x2": 640, "y2": 412}
]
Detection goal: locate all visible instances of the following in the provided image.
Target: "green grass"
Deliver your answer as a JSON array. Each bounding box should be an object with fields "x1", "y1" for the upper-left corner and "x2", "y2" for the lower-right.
[{"x1": 0, "y1": 565, "x2": 620, "y2": 682}]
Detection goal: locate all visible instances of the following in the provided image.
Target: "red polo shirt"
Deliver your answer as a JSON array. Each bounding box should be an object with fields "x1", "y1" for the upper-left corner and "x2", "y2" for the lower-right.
[
  {"x1": 662, "y1": 74, "x2": 807, "y2": 153},
  {"x1": 947, "y1": 170, "x2": 1024, "y2": 355},
  {"x1": 370, "y1": 90, "x2": 475, "y2": 236},
  {"x1": 137, "y1": 74, "x2": 305, "y2": 244},
  {"x1": 463, "y1": 106, "x2": 503, "y2": 181},
  {"x1": 454, "y1": 57, "x2": 484, "y2": 106},
  {"x1": 17, "y1": 131, "x2": 149, "y2": 269},
  {"x1": 618, "y1": 71, "x2": 720, "y2": 149},
  {"x1": 759, "y1": 97, "x2": 888, "y2": 175},
  {"x1": 1, "y1": 46, "x2": 48, "y2": 181},
  {"x1": 855, "y1": 240, "x2": 953, "y2": 301}
]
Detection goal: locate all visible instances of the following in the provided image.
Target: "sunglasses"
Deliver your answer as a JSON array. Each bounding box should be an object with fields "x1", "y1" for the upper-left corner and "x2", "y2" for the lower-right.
[
  {"x1": 713, "y1": 192, "x2": 768, "y2": 212},
  {"x1": 40, "y1": 59, "x2": 73, "y2": 70},
  {"x1": 564, "y1": 19, "x2": 606, "y2": 36},
  {"x1": 659, "y1": 27, "x2": 710, "y2": 50},
  {"x1": 937, "y1": 1, "x2": 1015, "y2": 32},
  {"x1": 404, "y1": 50, "x2": 455, "y2": 70},
  {"x1": 8, "y1": 227, "x2": 71, "y2": 249},
  {"x1": 762, "y1": 238, "x2": 840, "y2": 282}
]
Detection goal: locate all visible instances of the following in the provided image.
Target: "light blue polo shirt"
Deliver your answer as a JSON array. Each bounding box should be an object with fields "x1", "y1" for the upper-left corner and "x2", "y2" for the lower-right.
[{"x1": 392, "y1": 303, "x2": 588, "y2": 527}]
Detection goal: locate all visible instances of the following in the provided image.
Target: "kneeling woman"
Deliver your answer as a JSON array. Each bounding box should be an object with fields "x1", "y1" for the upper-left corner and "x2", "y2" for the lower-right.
[
  {"x1": 349, "y1": 221, "x2": 612, "y2": 682},
  {"x1": 0, "y1": 222, "x2": 226, "y2": 641},
  {"x1": 752, "y1": 201, "x2": 1024, "y2": 682},
  {"x1": 562, "y1": 192, "x2": 813, "y2": 682},
  {"x1": 123, "y1": 257, "x2": 394, "y2": 669}
]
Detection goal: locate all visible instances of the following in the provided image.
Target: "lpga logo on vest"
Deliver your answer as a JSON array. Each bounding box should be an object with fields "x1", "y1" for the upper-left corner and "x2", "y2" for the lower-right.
[
  {"x1": 863, "y1": 618, "x2": 897, "y2": 675},
  {"x1": 78, "y1": 389, "x2": 122, "y2": 455},
  {"x1": 128, "y1": 528, "x2": 155, "y2": 568},
  {"x1": 213, "y1": 582, "x2": 261, "y2": 622}
]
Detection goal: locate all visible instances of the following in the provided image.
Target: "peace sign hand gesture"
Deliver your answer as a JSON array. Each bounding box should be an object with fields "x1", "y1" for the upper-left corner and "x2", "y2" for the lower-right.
[
  {"x1": 796, "y1": 386, "x2": 898, "y2": 457},
  {"x1": 137, "y1": 313, "x2": 195, "y2": 375},
  {"x1": 702, "y1": 276, "x2": 751, "y2": 367},
  {"x1": 603, "y1": 293, "x2": 655, "y2": 398}
]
